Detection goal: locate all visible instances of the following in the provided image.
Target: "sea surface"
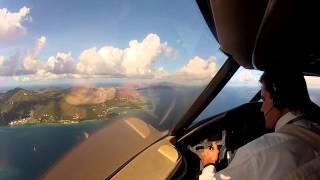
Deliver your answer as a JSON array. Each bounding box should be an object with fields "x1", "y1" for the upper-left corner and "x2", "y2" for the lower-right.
[
  {"x1": 0, "y1": 86, "x2": 201, "y2": 180},
  {"x1": 0, "y1": 86, "x2": 319, "y2": 180}
]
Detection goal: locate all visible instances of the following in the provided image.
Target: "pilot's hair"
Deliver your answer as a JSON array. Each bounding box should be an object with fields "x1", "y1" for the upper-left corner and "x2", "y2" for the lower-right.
[{"x1": 259, "y1": 69, "x2": 311, "y2": 113}]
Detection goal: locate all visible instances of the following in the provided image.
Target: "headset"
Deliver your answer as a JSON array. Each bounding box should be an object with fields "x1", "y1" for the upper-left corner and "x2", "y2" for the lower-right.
[
  {"x1": 263, "y1": 78, "x2": 283, "y2": 119},
  {"x1": 271, "y1": 77, "x2": 285, "y2": 110},
  {"x1": 264, "y1": 69, "x2": 310, "y2": 115}
]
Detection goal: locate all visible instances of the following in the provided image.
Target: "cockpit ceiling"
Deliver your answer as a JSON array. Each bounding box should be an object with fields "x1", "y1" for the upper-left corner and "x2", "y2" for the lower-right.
[
  {"x1": 208, "y1": 0, "x2": 268, "y2": 69},
  {"x1": 199, "y1": 0, "x2": 320, "y2": 76}
]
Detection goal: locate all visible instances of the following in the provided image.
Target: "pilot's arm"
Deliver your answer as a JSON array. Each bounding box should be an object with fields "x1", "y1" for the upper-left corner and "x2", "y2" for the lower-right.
[
  {"x1": 199, "y1": 144, "x2": 219, "y2": 180},
  {"x1": 199, "y1": 145, "x2": 255, "y2": 180},
  {"x1": 199, "y1": 164, "x2": 216, "y2": 180}
]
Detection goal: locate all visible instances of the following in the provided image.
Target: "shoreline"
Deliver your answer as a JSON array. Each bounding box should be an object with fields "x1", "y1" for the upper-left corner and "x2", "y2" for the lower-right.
[{"x1": 6, "y1": 103, "x2": 150, "y2": 128}]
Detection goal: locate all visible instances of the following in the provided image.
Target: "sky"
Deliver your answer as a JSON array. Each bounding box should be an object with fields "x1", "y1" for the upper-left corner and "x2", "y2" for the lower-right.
[{"x1": 0, "y1": 0, "x2": 319, "y2": 89}]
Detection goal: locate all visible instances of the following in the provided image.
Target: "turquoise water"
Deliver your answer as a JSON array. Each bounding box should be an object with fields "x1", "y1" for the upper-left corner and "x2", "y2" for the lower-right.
[
  {"x1": 0, "y1": 86, "x2": 203, "y2": 180},
  {"x1": 1, "y1": 85, "x2": 318, "y2": 180},
  {"x1": 0, "y1": 120, "x2": 113, "y2": 180}
]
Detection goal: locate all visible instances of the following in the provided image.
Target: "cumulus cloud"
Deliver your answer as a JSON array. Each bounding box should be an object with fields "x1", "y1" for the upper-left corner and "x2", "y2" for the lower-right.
[
  {"x1": 161, "y1": 42, "x2": 176, "y2": 58},
  {"x1": 65, "y1": 87, "x2": 116, "y2": 105},
  {"x1": 173, "y1": 56, "x2": 219, "y2": 80},
  {"x1": 23, "y1": 56, "x2": 42, "y2": 73},
  {"x1": 99, "y1": 46, "x2": 124, "y2": 67},
  {"x1": 76, "y1": 33, "x2": 173, "y2": 78},
  {"x1": 238, "y1": 71, "x2": 256, "y2": 83},
  {"x1": 21, "y1": 36, "x2": 77, "y2": 75},
  {"x1": 23, "y1": 36, "x2": 47, "y2": 73},
  {"x1": 153, "y1": 67, "x2": 168, "y2": 79},
  {"x1": 0, "y1": 6, "x2": 31, "y2": 43},
  {"x1": 33, "y1": 36, "x2": 47, "y2": 55},
  {"x1": 9, "y1": 33, "x2": 225, "y2": 83},
  {"x1": 9, "y1": 33, "x2": 177, "y2": 81},
  {"x1": 121, "y1": 33, "x2": 164, "y2": 76},
  {"x1": 47, "y1": 52, "x2": 75, "y2": 74},
  {"x1": 0, "y1": 53, "x2": 19, "y2": 76},
  {"x1": 13, "y1": 70, "x2": 62, "y2": 82},
  {"x1": 0, "y1": 55, "x2": 6, "y2": 73},
  {"x1": 76, "y1": 47, "x2": 123, "y2": 75},
  {"x1": 305, "y1": 76, "x2": 320, "y2": 88}
]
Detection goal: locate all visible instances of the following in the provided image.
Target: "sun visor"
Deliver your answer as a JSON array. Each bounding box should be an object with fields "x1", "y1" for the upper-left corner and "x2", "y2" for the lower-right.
[
  {"x1": 253, "y1": 0, "x2": 320, "y2": 74},
  {"x1": 210, "y1": 0, "x2": 268, "y2": 69}
]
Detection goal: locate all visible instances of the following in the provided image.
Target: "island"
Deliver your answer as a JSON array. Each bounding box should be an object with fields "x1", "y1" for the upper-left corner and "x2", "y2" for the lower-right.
[{"x1": 0, "y1": 86, "x2": 150, "y2": 126}]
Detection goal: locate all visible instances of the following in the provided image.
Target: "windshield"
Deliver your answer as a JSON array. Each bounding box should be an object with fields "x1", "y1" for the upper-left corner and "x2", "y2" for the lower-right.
[
  {"x1": 195, "y1": 68, "x2": 263, "y2": 122},
  {"x1": 305, "y1": 76, "x2": 320, "y2": 106},
  {"x1": 0, "y1": 0, "x2": 227, "y2": 179}
]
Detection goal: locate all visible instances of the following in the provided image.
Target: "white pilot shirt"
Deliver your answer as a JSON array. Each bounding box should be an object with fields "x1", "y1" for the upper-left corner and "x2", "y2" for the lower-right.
[{"x1": 199, "y1": 112, "x2": 319, "y2": 180}]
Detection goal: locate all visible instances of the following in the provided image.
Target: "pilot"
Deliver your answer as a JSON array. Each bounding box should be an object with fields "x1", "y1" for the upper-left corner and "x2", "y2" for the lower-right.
[{"x1": 199, "y1": 69, "x2": 320, "y2": 180}]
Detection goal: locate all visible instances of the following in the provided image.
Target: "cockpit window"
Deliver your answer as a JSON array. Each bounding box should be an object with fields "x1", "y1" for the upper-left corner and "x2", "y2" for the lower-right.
[
  {"x1": 194, "y1": 68, "x2": 263, "y2": 123},
  {"x1": 0, "y1": 0, "x2": 226, "y2": 179},
  {"x1": 305, "y1": 76, "x2": 320, "y2": 106}
]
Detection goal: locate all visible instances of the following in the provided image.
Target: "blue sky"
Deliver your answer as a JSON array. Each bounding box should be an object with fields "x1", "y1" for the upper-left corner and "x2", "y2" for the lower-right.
[
  {"x1": 0, "y1": 0, "x2": 291, "y2": 89},
  {"x1": 1, "y1": 0, "x2": 220, "y2": 60},
  {"x1": 0, "y1": 0, "x2": 229, "y2": 80}
]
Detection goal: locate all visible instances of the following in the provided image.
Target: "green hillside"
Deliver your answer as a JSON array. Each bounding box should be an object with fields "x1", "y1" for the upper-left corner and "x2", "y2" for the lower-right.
[{"x1": 0, "y1": 87, "x2": 148, "y2": 126}]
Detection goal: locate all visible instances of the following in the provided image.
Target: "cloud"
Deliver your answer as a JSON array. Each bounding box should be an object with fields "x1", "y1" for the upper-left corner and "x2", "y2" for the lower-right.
[
  {"x1": 161, "y1": 42, "x2": 176, "y2": 58},
  {"x1": 13, "y1": 70, "x2": 63, "y2": 82},
  {"x1": 47, "y1": 52, "x2": 75, "y2": 74},
  {"x1": 153, "y1": 67, "x2": 168, "y2": 79},
  {"x1": 238, "y1": 71, "x2": 256, "y2": 82},
  {"x1": 23, "y1": 56, "x2": 43, "y2": 73},
  {"x1": 12, "y1": 72, "x2": 122, "y2": 82},
  {"x1": 8, "y1": 33, "x2": 177, "y2": 81},
  {"x1": 7, "y1": 33, "x2": 223, "y2": 83},
  {"x1": 121, "y1": 33, "x2": 164, "y2": 76},
  {"x1": 76, "y1": 47, "x2": 123, "y2": 75},
  {"x1": 33, "y1": 36, "x2": 47, "y2": 56},
  {"x1": 76, "y1": 33, "x2": 173, "y2": 77},
  {"x1": 173, "y1": 56, "x2": 219, "y2": 80},
  {"x1": 23, "y1": 36, "x2": 47, "y2": 73},
  {"x1": 305, "y1": 76, "x2": 320, "y2": 88},
  {"x1": 65, "y1": 87, "x2": 116, "y2": 105},
  {"x1": 0, "y1": 56, "x2": 6, "y2": 73},
  {"x1": 0, "y1": 53, "x2": 19, "y2": 76},
  {"x1": 22, "y1": 36, "x2": 77, "y2": 75},
  {"x1": 0, "y1": 6, "x2": 31, "y2": 43}
]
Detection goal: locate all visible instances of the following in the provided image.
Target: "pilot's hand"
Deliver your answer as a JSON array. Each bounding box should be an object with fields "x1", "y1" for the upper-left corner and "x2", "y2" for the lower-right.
[{"x1": 201, "y1": 143, "x2": 219, "y2": 166}]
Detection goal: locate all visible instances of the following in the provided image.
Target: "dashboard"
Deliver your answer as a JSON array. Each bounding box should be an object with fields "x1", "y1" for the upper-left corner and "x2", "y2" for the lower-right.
[{"x1": 172, "y1": 102, "x2": 268, "y2": 179}]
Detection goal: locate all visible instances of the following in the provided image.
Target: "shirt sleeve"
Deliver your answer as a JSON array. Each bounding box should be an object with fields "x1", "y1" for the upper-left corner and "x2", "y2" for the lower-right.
[
  {"x1": 199, "y1": 165, "x2": 216, "y2": 180},
  {"x1": 199, "y1": 146, "x2": 256, "y2": 180}
]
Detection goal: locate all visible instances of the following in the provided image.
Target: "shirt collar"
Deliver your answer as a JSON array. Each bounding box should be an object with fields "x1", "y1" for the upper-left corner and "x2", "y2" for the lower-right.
[{"x1": 275, "y1": 112, "x2": 298, "y2": 132}]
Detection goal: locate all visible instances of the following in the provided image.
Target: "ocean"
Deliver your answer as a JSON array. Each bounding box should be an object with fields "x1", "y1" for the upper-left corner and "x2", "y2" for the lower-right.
[
  {"x1": 0, "y1": 86, "x2": 202, "y2": 180},
  {"x1": 0, "y1": 86, "x2": 319, "y2": 180}
]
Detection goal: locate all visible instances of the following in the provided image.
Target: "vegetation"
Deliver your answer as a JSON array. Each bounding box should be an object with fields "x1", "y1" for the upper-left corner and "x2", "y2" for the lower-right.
[{"x1": 0, "y1": 87, "x2": 148, "y2": 126}]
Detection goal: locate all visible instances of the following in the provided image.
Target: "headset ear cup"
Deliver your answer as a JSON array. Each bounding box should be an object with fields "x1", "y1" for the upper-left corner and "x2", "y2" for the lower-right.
[
  {"x1": 273, "y1": 96, "x2": 281, "y2": 110},
  {"x1": 273, "y1": 91, "x2": 285, "y2": 110},
  {"x1": 272, "y1": 81, "x2": 283, "y2": 110},
  {"x1": 276, "y1": 98, "x2": 284, "y2": 110},
  {"x1": 273, "y1": 96, "x2": 279, "y2": 110}
]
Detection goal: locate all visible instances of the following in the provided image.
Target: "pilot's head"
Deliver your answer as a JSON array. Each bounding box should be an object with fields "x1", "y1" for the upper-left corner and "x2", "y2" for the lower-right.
[{"x1": 259, "y1": 69, "x2": 311, "y2": 129}]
